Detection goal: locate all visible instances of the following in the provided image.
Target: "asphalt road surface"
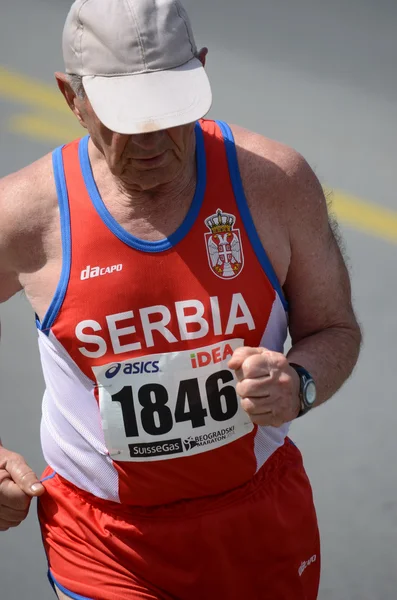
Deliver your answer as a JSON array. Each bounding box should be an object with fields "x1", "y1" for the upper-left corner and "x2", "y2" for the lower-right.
[{"x1": 0, "y1": 1, "x2": 396, "y2": 599}]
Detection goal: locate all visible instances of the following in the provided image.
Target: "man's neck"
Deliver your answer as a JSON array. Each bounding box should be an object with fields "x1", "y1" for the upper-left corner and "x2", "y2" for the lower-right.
[
  {"x1": 88, "y1": 139, "x2": 197, "y2": 217},
  {"x1": 113, "y1": 157, "x2": 197, "y2": 212}
]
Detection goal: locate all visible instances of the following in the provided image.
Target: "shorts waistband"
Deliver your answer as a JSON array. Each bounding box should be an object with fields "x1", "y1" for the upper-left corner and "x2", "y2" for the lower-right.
[{"x1": 49, "y1": 438, "x2": 300, "y2": 521}]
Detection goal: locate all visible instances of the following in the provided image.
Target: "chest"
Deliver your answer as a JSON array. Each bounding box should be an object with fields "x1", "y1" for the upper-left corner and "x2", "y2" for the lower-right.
[
  {"x1": 22, "y1": 206, "x2": 289, "y2": 322},
  {"x1": 21, "y1": 199, "x2": 290, "y2": 325}
]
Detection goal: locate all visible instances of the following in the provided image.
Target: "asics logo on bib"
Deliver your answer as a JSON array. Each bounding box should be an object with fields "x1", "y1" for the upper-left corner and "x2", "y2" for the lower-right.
[
  {"x1": 105, "y1": 361, "x2": 160, "y2": 379},
  {"x1": 76, "y1": 293, "x2": 255, "y2": 359},
  {"x1": 80, "y1": 264, "x2": 123, "y2": 280}
]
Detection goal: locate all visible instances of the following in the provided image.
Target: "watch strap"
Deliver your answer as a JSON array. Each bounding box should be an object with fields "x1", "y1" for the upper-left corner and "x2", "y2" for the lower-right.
[{"x1": 289, "y1": 363, "x2": 315, "y2": 418}]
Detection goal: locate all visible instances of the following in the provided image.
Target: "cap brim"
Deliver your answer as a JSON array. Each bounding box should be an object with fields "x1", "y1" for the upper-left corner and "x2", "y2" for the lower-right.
[{"x1": 82, "y1": 57, "x2": 212, "y2": 134}]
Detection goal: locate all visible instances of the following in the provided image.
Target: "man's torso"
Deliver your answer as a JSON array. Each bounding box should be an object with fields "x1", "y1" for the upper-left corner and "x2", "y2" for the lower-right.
[{"x1": 2, "y1": 119, "x2": 294, "y2": 505}]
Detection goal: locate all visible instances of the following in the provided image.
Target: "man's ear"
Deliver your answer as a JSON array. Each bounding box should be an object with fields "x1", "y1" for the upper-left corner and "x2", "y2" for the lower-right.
[
  {"x1": 55, "y1": 72, "x2": 87, "y2": 128},
  {"x1": 55, "y1": 72, "x2": 76, "y2": 111},
  {"x1": 197, "y1": 47, "x2": 208, "y2": 68}
]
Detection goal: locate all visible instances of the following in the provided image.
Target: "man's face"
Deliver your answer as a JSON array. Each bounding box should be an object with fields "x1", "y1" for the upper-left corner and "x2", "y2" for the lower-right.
[
  {"x1": 56, "y1": 50, "x2": 208, "y2": 191},
  {"x1": 76, "y1": 95, "x2": 196, "y2": 191}
]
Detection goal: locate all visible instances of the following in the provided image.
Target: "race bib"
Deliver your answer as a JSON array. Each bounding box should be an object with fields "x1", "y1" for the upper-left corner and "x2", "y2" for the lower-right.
[{"x1": 92, "y1": 339, "x2": 254, "y2": 462}]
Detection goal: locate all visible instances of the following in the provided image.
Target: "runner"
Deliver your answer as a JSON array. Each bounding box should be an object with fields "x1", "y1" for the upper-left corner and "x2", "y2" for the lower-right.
[{"x1": 0, "y1": 0, "x2": 361, "y2": 598}]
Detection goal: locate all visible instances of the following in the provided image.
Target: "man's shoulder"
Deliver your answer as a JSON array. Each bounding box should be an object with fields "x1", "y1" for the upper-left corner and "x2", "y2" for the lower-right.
[
  {"x1": 0, "y1": 152, "x2": 55, "y2": 200},
  {"x1": 230, "y1": 124, "x2": 309, "y2": 180},
  {"x1": 229, "y1": 123, "x2": 325, "y2": 213},
  {"x1": 0, "y1": 152, "x2": 57, "y2": 238}
]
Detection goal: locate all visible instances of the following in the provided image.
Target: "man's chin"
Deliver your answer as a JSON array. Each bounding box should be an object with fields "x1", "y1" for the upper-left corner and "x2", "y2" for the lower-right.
[
  {"x1": 119, "y1": 167, "x2": 176, "y2": 192},
  {"x1": 129, "y1": 152, "x2": 169, "y2": 170}
]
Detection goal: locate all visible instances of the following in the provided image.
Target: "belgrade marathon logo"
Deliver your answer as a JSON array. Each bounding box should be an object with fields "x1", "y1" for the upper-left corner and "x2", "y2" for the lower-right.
[{"x1": 183, "y1": 427, "x2": 235, "y2": 451}]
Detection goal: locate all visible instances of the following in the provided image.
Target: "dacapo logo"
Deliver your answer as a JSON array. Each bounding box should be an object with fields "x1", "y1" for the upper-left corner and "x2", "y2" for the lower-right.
[
  {"x1": 80, "y1": 264, "x2": 123, "y2": 280},
  {"x1": 129, "y1": 438, "x2": 183, "y2": 458},
  {"x1": 183, "y1": 427, "x2": 235, "y2": 450},
  {"x1": 105, "y1": 361, "x2": 160, "y2": 379}
]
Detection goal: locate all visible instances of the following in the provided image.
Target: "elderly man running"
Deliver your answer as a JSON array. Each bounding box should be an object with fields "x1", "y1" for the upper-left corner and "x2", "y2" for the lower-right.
[{"x1": 0, "y1": 0, "x2": 361, "y2": 598}]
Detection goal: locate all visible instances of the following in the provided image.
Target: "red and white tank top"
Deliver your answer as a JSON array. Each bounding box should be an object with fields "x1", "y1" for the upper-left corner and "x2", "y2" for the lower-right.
[{"x1": 37, "y1": 119, "x2": 289, "y2": 506}]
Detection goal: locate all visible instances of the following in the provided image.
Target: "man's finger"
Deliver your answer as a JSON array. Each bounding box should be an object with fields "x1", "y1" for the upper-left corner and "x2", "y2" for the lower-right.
[
  {"x1": 234, "y1": 353, "x2": 272, "y2": 382},
  {"x1": 0, "y1": 478, "x2": 33, "y2": 511},
  {"x1": 240, "y1": 396, "x2": 273, "y2": 414},
  {"x1": 0, "y1": 469, "x2": 11, "y2": 487},
  {"x1": 0, "y1": 504, "x2": 29, "y2": 523},
  {"x1": 236, "y1": 376, "x2": 273, "y2": 399},
  {"x1": 242, "y1": 402, "x2": 274, "y2": 423},
  {"x1": 0, "y1": 516, "x2": 22, "y2": 530},
  {"x1": 240, "y1": 404, "x2": 283, "y2": 428},
  {"x1": 2, "y1": 458, "x2": 44, "y2": 497},
  {"x1": 228, "y1": 347, "x2": 262, "y2": 372}
]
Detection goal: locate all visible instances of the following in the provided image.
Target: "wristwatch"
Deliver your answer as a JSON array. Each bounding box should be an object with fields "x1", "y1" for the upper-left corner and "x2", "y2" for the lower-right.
[{"x1": 289, "y1": 363, "x2": 317, "y2": 418}]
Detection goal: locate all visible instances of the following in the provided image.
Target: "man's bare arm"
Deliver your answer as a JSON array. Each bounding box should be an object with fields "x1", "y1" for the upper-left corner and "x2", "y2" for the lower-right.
[
  {"x1": 0, "y1": 155, "x2": 57, "y2": 304},
  {"x1": 0, "y1": 164, "x2": 53, "y2": 531},
  {"x1": 0, "y1": 175, "x2": 25, "y2": 303},
  {"x1": 229, "y1": 127, "x2": 361, "y2": 423},
  {"x1": 282, "y1": 152, "x2": 361, "y2": 406}
]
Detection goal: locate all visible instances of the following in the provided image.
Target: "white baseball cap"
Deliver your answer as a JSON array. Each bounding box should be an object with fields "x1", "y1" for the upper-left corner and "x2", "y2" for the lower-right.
[{"x1": 62, "y1": 0, "x2": 212, "y2": 134}]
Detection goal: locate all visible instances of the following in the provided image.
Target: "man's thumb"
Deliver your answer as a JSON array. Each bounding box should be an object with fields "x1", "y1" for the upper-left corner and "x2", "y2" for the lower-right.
[{"x1": 6, "y1": 460, "x2": 45, "y2": 497}]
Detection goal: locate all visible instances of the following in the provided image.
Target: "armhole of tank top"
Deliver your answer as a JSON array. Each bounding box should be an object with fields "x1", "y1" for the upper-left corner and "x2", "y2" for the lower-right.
[
  {"x1": 37, "y1": 146, "x2": 72, "y2": 336},
  {"x1": 216, "y1": 120, "x2": 288, "y2": 312}
]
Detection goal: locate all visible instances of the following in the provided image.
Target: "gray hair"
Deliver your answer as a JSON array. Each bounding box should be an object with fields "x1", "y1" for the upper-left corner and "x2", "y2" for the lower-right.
[{"x1": 67, "y1": 74, "x2": 85, "y2": 98}]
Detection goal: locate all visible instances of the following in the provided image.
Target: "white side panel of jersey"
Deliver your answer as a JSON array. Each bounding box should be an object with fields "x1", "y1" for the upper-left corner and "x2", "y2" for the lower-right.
[
  {"x1": 254, "y1": 293, "x2": 290, "y2": 472},
  {"x1": 38, "y1": 330, "x2": 120, "y2": 502}
]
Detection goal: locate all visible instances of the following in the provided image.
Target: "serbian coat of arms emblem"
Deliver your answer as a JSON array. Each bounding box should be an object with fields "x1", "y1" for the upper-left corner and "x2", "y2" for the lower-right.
[{"x1": 204, "y1": 209, "x2": 244, "y2": 279}]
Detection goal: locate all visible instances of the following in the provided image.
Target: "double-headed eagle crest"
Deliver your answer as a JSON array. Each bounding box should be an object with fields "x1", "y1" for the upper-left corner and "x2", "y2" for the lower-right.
[{"x1": 204, "y1": 209, "x2": 244, "y2": 279}]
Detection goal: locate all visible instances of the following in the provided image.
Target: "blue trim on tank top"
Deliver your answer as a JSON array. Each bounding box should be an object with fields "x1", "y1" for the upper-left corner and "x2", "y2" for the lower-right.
[
  {"x1": 216, "y1": 120, "x2": 288, "y2": 311},
  {"x1": 37, "y1": 147, "x2": 72, "y2": 335},
  {"x1": 78, "y1": 123, "x2": 207, "y2": 253},
  {"x1": 48, "y1": 571, "x2": 94, "y2": 600}
]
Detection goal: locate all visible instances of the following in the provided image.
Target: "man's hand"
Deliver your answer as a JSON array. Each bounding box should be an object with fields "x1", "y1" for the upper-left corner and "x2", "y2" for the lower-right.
[
  {"x1": 229, "y1": 347, "x2": 301, "y2": 427},
  {"x1": 0, "y1": 446, "x2": 45, "y2": 531}
]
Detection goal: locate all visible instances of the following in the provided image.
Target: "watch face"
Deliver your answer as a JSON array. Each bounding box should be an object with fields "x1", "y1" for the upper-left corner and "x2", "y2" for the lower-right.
[{"x1": 304, "y1": 381, "x2": 317, "y2": 406}]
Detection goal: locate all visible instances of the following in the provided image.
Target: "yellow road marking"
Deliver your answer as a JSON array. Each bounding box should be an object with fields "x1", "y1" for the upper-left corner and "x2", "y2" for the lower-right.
[
  {"x1": 10, "y1": 113, "x2": 81, "y2": 144},
  {"x1": 331, "y1": 192, "x2": 397, "y2": 244},
  {"x1": 0, "y1": 66, "x2": 396, "y2": 244},
  {"x1": 0, "y1": 66, "x2": 81, "y2": 142},
  {"x1": 0, "y1": 66, "x2": 69, "y2": 114}
]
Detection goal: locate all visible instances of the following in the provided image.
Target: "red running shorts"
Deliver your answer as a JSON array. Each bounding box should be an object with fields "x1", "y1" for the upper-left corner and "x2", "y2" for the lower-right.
[{"x1": 38, "y1": 439, "x2": 320, "y2": 600}]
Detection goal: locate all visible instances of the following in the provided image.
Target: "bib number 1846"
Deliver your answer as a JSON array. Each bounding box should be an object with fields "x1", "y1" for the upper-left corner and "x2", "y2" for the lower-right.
[{"x1": 111, "y1": 370, "x2": 238, "y2": 438}]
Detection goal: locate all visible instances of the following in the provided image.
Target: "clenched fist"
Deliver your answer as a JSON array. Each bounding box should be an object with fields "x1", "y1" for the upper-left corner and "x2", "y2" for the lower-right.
[
  {"x1": 229, "y1": 347, "x2": 301, "y2": 427},
  {"x1": 0, "y1": 445, "x2": 45, "y2": 532}
]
